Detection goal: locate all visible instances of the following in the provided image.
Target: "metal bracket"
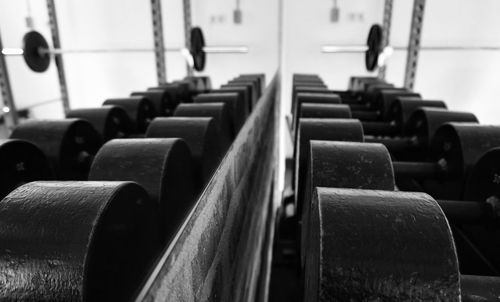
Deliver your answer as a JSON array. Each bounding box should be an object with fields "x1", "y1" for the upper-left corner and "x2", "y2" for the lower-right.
[
  {"x1": 151, "y1": 0, "x2": 167, "y2": 85},
  {"x1": 0, "y1": 30, "x2": 19, "y2": 130},
  {"x1": 404, "y1": 0, "x2": 426, "y2": 90},
  {"x1": 46, "y1": 0, "x2": 70, "y2": 113},
  {"x1": 183, "y1": 0, "x2": 194, "y2": 76},
  {"x1": 378, "y1": 0, "x2": 393, "y2": 79}
]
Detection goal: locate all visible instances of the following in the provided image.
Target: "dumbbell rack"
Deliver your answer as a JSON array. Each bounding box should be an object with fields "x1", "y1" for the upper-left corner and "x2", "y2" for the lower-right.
[{"x1": 136, "y1": 74, "x2": 279, "y2": 300}]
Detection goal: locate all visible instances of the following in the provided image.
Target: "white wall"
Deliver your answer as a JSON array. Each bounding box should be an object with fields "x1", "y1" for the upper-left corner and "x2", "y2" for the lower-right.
[
  {"x1": 281, "y1": 0, "x2": 500, "y2": 124},
  {"x1": 0, "y1": 0, "x2": 280, "y2": 119}
]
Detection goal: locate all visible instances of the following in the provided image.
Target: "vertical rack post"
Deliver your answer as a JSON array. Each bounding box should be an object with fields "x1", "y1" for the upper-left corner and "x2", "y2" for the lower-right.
[
  {"x1": 183, "y1": 0, "x2": 194, "y2": 76},
  {"x1": 46, "y1": 0, "x2": 70, "y2": 113},
  {"x1": 0, "y1": 30, "x2": 19, "y2": 129},
  {"x1": 378, "y1": 0, "x2": 393, "y2": 80},
  {"x1": 404, "y1": 0, "x2": 426, "y2": 90},
  {"x1": 151, "y1": 0, "x2": 167, "y2": 85}
]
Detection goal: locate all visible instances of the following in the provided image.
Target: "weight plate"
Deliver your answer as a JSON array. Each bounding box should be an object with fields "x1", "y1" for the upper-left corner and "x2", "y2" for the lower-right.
[
  {"x1": 304, "y1": 188, "x2": 460, "y2": 301},
  {"x1": 190, "y1": 27, "x2": 206, "y2": 71},
  {"x1": 0, "y1": 139, "x2": 53, "y2": 199},
  {"x1": 365, "y1": 24, "x2": 383, "y2": 71},
  {"x1": 89, "y1": 138, "x2": 195, "y2": 244},
  {"x1": 0, "y1": 181, "x2": 160, "y2": 301},
  {"x1": 10, "y1": 119, "x2": 102, "y2": 180},
  {"x1": 66, "y1": 106, "x2": 134, "y2": 142},
  {"x1": 22, "y1": 31, "x2": 51, "y2": 72},
  {"x1": 103, "y1": 97, "x2": 157, "y2": 133},
  {"x1": 145, "y1": 117, "x2": 223, "y2": 190}
]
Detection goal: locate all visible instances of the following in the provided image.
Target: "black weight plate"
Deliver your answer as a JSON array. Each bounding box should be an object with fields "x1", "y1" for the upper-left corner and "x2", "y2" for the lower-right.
[
  {"x1": 304, "y1": 188, "x2": 460, "y2": 301},
  {"x1": 365, "y1": 24, "x2": 383, "y2": 71},
  {"x1": 66, "y1": 106, "x2": 134, "y2": 142},
  {"x1": 103, "y1": 97, "x2": 157, "y2": 133},
  {"x1": 190, "y1": 27, "x2": 206, "y2": 71},
  {"x1": 89, "y1": 138, "x2": 195, "y2": 245},
  {"x1": 10, "y1": 119, "x2": 102, "y2": 180},
  {"x1": 0, "y1": 139, "x2": 53, "y2": 199},
  {"x1": 22, "y1": 31, "x2": 51, "y2": 72},
  {"x1": 145, "y1": 117, "x2": 223, "y2": 190},
  {"x1": 0, "y1": 181, "x2": 160, "y2": 301}
]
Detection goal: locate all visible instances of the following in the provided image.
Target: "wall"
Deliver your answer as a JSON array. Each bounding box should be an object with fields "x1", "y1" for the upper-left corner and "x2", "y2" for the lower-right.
[{"x1": 0, "y1": 0, "x2": 280, "y2": 119}]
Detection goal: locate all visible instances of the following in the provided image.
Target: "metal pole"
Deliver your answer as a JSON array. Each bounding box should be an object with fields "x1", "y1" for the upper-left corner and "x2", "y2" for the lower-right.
[
  {"x1": 183, "y1": 0, "x2": 194, "y2": 76},
  {"x1": 0, "y1": 29, "x2": 19, "y2": 129},
  {"x1": 151, "y1": 0, "x2": 167, "y2": 85},
  {"x1": 378, "y1": 0, "x2": 393, "y2": 79},
  {"x1": 46, "y1": 0, "x2": 70, "y2": 113},
  {"x1": 404, "y1": 0, "x2": 426, "y2": 90}
]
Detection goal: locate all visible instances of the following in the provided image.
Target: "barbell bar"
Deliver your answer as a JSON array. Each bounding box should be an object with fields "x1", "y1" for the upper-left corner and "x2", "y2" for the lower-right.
[
  {"x1": 1, "y1": 46, "x2": 248, "y2": 55},
  {"x1": 321, "y1": 45, "x2": 500, "y2": 53}
]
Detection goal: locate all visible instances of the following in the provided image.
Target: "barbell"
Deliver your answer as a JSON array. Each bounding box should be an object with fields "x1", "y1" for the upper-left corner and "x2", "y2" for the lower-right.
[
  {"x1": 1, "y1": 27, "x2": 248, "y2": 72},
  {"x1": 321, "y1": 24, "x2": 500, "y2": 71}
]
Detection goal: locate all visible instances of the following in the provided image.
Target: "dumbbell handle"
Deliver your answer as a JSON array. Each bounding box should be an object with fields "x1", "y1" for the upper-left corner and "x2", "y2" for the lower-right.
[
  {"x1": 351, "y1": 110, "x2": 379, "y2": 121},
  {"x1": 461, "y1": 274, "x2": 500, "y2": 301},
  {"x1": 362, "y1": 121, "x2": 399, "y2": 136},
  {"x1": 393, "y1": 161, "x2": 445, "y2": 179},
  {"x1": 438, "y1": 200, "x2": 494, "y2": 224},
  {"x1": 365, "y1": 136, "x2": 418, "y2": 152}
]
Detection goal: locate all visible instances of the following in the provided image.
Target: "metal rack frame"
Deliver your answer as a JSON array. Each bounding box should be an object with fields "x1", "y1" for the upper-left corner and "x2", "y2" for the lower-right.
[
  {"x1": 151, "y1": 0, "x2": 167, "y2": 85},
  {"x1": 404, "y1": 0, "x2": 426, "y2": 90},
  {"x1": 378, "y1": 0, "x2": 393, "y2": 80}
]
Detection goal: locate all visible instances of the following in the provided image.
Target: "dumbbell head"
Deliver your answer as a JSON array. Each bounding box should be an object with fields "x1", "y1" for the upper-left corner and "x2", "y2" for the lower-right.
[
  {"x1": 404, "y1": 108, "x2": 478, "y2": 149},
  {"x1": 103, "y1": 97, "x2": 157, "y2": 133},
  {"x1": 374, "y1": 89, "x2": 421, "y2": 119},
  {"x1": 10, "y1": 119, "x2": 102, "y2": 180},
  {"x1": 430, "y1": 124, "x2": 500, "y2": 180},
  {"x1": 294, "y1": 119, "x2": 364, "y2": 216},
  {"x1": 0, "y1": 139, "x2": 53, "y2": 199},
  {"x1": 464, "y1": 147, "x2": 500, "y2": 203},
  {"x1": 304, "y1": 188, "x2": 459, "y2": 301},
  {"x1": 299, "y1": 141, "x2": 395, "y2": 267},
  {"x1": 194, "y1": 92, "x2": 248, "y2": 135},
  {"x1": 174, "y1": 102, "x2": 234, "y2": 152},
  {"x1": 216, "y1": 86, "x2": 253, "y2": 113},
  {"x1": 389, "y1": 97, "x2": 447, "y2": 129},
  {"x1": 0, "y1": 181, "x2": 160, "y2": 301},
  {"x1": 131, "y1": 90, "x2": 173, "y2": 116},
  {"x1": 66, "y1": 105, "x2": 133, "y2": 141},
  {"x1": 89, "y1": 138, "x2": 195, "y2": 243},
  {"x1": 300, "y1": 103, "x2": 352, "y2": 119},
  {"x1": 145, "y1": 117, "x2": 223, "y2": 190}
]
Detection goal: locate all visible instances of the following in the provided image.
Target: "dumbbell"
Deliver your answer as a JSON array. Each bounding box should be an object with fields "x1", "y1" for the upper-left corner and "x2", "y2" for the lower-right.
[
  {"x1": 301, "y1": 142, "x2": 500, "y2": 299},
  {"x1": 174, "y1": 103, "x2": 234, "y2": 153},
  {"x1": 131, "y1": 89, "x2": 174, "y2": 116},
  {"x1": 194, "y1": 92, "x2": 248, "y2": 135},
  {"x1": 0, "y1": 139, "x2": 53, "y2": 199},
  {"x1": 236, "y1": 73, "x2": 266, "y2": 96},
  {"x1": 366, "y1": 106, "x2": 478, "y2": 158},
  {"x1": 294, "y1": 120, "x2": 500, "y2": 218},
  {"x1": 292, "y1": 85, "x2": 421, "y2": 130},
  {"x1": 298, "y1": 104, "x2": 477, "y2": 158},
  {"x1": 296, "y1": 96, "x2": 452, "y2": 138},
  {"x1": 0, "y1": 181, "x2": 161, "y2": 301},
  {"x1": 303, "y1": 187, "x2": 500, "y2": 301},
  {"x1": 88, "y1": 138, "x2": 196, "y2": 246},
  {"x1": 145, "y1": 117, "x2": 224, "y2": 190},
  {"x1": 66, "y1": 105, "x2": 134, "y2": 141},
  {"x1": 223, "y1": 79, "x2": 258, "y2": 109},
  {"x1": 103, "y1": 96, "x2": 157, "y2": 133}
]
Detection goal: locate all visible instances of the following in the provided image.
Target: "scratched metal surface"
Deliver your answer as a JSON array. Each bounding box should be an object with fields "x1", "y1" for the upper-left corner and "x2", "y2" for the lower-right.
[{"x1": 136, "y1": 73, "x2": 279, "y2": 302}]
